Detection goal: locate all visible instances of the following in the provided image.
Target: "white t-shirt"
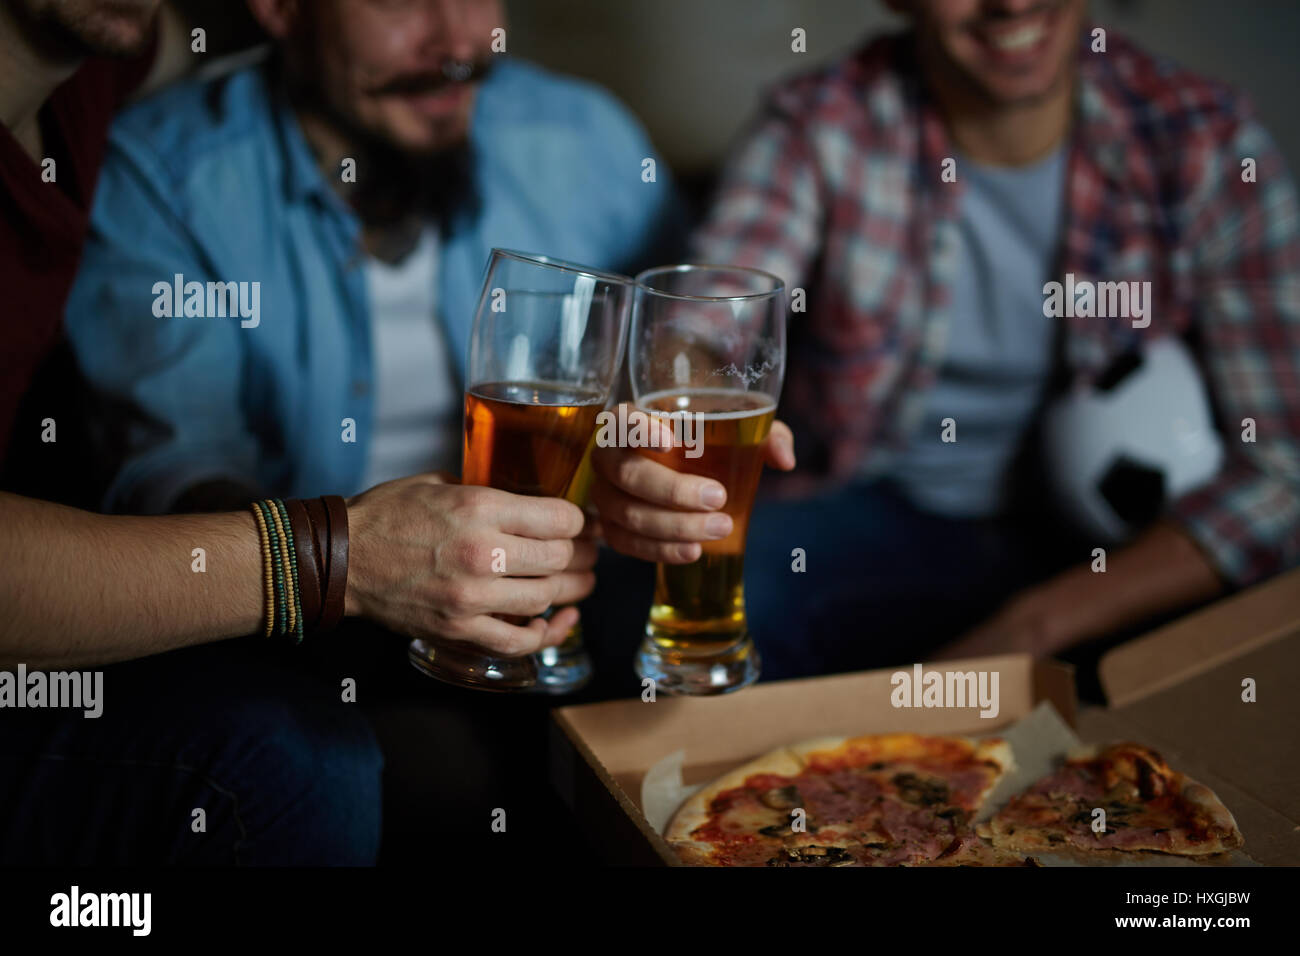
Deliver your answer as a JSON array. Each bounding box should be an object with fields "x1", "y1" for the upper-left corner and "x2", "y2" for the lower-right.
[{"x1": 360, "y1": 227, "x2": 462, "y2": 488}]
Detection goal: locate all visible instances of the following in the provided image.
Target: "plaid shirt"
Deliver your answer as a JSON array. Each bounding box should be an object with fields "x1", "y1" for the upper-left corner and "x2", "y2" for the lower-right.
[{"x1": 691, "y1": 30, "x2": 1300, "y2": 587}]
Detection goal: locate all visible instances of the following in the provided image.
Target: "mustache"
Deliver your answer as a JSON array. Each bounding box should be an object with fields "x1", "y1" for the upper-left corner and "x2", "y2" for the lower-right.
[{"x1": 367, "y1": 58, "x2": 495, "y2": 96}]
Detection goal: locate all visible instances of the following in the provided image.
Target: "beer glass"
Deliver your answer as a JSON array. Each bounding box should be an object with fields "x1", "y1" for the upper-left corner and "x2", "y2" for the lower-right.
[
  {"x1": 629, "y1": 264, "x2": 786, "y2": 695},
  {"x1": 408, "y1": 249, "x2": 631, "y2": 691}
]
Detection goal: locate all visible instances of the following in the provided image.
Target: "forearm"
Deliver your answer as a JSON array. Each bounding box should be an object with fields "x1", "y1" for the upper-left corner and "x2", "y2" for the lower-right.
[
  {"x1": 0, "y1": 493, "x2": 262, "y2": 669},
  {"x1": 1038, "y1": 521, "x2": 1227, "y2": 652}
]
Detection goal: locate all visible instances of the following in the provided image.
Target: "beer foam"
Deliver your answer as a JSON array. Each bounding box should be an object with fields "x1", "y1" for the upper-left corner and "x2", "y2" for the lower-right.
[{"x1": 636, "y1": 387, "x2": 776, "y2": 419}]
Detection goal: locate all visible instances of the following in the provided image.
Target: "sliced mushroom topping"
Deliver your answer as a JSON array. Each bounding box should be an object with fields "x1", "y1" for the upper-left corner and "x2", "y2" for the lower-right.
[
  {"x1": 1136, "y1": 756, "x2": 1165, "y2": 799},
  {"x1": 1105, "y1": 781, "x2": 1141, "y2": 803},
  {"x1": 764, "y1": 844, "x2": 856, "y2": 866},
  {"x1": 795, "y1": 845, "x2": 853, "y2": 865},
  {"x1": 858, "y1": 829, "x2": 889, "y2": 847},
  {"x1": 892, "y1": 772, "x2": 950, "y2": 807},
  {"x1": 759, "y1": 785, "x2": 801, "y2": 810}
]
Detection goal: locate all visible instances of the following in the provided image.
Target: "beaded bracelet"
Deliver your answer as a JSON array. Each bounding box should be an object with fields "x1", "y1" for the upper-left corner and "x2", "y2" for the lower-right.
[
  {"x1": 249, "y1": 502, "x2": 276, "y2": 639},
  {"x1": 250, "y1": 496, "x2": 348, "y2": 643}
]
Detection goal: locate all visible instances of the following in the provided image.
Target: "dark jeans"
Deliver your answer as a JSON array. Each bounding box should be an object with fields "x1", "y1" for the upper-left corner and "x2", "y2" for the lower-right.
[
  {"x1": 0, "y1": 639, "x2": 383, "y2": 866},
  {"x1": 742, "y1": 480, "x2": 1077, "y2": 678},
  {"x1": 580, "y1": 480, "x2": 1082, "y2": 697},
  {"x1": 0, "y1": 624, "x2": 614, "y2": 867}
]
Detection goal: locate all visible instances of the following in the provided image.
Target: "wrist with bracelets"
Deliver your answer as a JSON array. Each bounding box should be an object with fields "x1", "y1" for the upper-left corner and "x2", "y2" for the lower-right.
[{"x1": 249, "y1": 495, "x2": 349, "y2": 642}]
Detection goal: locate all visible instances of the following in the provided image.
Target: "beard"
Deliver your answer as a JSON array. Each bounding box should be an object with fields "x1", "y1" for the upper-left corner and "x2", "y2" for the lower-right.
[
  {"x1": 348, "y1": 134, "x2": 482, "y2": 241},
  {"x1": 277, "y1": 53, "x2": 490, "y2": 244},
  {"x1": 12, "y1": 0, "x2": 160, "y2": 60}
]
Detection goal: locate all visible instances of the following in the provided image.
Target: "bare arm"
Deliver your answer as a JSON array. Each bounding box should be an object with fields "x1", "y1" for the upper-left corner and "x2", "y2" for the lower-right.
[
  {"x1": 0, "y1": 476, "x2": 598, "y2": 671},
  {"x1": 935, "y1": 521, "x2": 1226, "y2": 661},
  {"x1": 0, "y1": 491, "x2": 261, "y2": 669}
]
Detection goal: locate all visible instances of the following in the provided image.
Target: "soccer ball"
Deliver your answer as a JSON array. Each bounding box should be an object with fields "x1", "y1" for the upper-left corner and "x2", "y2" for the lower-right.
[{"x1": 1041, "y1": 336, "x2": 1224, "y2": 544}]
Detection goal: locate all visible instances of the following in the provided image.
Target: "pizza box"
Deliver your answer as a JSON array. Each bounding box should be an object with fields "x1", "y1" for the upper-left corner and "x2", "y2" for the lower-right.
[
  {"x1": 1078, "y1": 566, "x2": 1300, "y2": 866},
  {"x1": 549, "y1": 655, "x2": 1076, "y2": 866}
]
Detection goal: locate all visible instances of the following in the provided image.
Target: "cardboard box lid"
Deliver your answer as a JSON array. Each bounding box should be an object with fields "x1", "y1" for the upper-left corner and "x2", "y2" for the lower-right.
[
  {"x1": 1089, "y1": 566, "x2": 1300, "y2": 863},
  {"x1": 1099, "y1": 566, "x2": 1300, "y2": 708}
]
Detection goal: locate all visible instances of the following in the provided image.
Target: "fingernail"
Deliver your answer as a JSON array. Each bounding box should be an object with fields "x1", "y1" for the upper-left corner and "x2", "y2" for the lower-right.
[
  {"x1": 701, "y1": 484, "x2": 726, "y2": 509},
  {"x1": 706, "y1": 513, "x2": 732, "y2": 538},
  {"x1": 677, "y1": 542, "x2": 701, "y2": 562}
]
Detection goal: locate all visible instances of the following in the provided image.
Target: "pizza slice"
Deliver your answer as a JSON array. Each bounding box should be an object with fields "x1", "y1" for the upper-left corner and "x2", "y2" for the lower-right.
[
  {"x1": 788, "y1": 732, "x2": 1014, "y2": 817},
  {"x1": 666, "y1": 746, "x2": 842, "y2": 867},
  {"x1": 977, "y1": 742, "x2": 1244, "y2": 857},
  {"x1": 667, "y1": 733, "x2": 1029, "y2": 867}
]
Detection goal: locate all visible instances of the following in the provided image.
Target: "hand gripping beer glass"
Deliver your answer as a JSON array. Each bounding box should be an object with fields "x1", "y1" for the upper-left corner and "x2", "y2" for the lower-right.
[
  {"x1": 408, "y1": 249, "x2": 631, "y2": 692},
  {"x1": 630, "y1": 264, "x2": 786, "y2": 695}
]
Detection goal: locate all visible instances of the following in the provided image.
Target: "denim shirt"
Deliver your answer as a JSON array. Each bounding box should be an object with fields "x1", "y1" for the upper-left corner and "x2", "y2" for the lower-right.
[{"x1": 65, "y1": 58, "x2": 680, "y2": 513}]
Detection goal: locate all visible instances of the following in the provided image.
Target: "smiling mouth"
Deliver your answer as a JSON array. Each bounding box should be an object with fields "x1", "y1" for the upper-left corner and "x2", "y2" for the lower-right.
[
  {"x1": 988, "y1": 22, "x2": 1046, "y2": 51},
  {"x1": 398, "y1": 86, "x2": 472, "y2": 119},
  {"x1": 970, "y1": 2, "x2": 1064, "y2": 62}
]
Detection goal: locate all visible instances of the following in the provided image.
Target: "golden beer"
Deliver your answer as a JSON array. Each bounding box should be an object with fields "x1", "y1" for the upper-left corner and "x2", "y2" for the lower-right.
[
  {"x1": 463, "y1": 381, "x2": 603, "y2": 497},
  {"x1": 464, "y1": 381, "x2": 602, "y2": 628},
  {"x1": 637, "y1": 388, "x2": 776, "y2": 656}
]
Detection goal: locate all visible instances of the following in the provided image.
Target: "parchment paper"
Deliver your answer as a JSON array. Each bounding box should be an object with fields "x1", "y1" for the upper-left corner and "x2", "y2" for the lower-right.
[{"x1": 641, "y1": 700, "x2": 1257, "y2": 866}]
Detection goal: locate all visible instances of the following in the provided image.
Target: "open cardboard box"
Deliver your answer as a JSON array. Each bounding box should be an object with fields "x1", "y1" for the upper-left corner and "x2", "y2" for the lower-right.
[
  {"x1": 550, "y1": 655, "x2": 1075, "y2": 865},
  {"x1": 550, "y1": 567, "x2": 1300, "y2": 866}
]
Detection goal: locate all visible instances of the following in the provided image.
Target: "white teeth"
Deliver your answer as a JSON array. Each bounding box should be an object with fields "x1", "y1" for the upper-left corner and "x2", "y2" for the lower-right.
[{"x1": 989, "y1": 24, "x2": 1044, "y2": 51}]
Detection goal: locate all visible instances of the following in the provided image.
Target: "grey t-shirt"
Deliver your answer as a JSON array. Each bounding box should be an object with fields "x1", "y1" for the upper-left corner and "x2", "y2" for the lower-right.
[{"x1": 886, "y1": 146, "x2": 1067, "y2": 518}]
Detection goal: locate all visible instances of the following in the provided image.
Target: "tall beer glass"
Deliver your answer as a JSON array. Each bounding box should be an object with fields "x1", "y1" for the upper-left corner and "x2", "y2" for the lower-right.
[
  {"x1": 409, "y1": 249, "x2": 631, "y2": 691},
  {"x1": 630, "y1": 264, "x2": 786, "y2": 695}
]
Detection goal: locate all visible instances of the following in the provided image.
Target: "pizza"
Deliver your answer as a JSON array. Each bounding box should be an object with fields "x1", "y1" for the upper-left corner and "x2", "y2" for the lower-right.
[
  {"x1": 977, "y1": 742, "x2": 1244, "y2": 857},
  {"x1": 667, "y1": 733, "x2": 1036, "y2": 867}
]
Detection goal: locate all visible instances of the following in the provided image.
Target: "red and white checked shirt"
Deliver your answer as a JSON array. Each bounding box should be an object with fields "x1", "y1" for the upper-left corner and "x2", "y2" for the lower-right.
[{"x1": 691, "y1": 29, "x2": 1300, "y2": 587}]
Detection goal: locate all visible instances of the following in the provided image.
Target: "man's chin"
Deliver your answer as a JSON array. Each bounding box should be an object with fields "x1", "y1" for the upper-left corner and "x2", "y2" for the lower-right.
[
  {"x1": 378, "y1": 123, "x2": 472, "y2": 159},
  {"x1": 977, "y1": 75, "x2": 1066, "y2": 108},
  {"x1": 34, "y1": 2, "x2": 158, "y2": 59}
]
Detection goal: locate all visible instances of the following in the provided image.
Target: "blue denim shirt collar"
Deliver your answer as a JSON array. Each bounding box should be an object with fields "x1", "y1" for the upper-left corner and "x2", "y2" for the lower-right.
[{"x1": 261, "y1": 63, "x2": 362, "y2": 236}]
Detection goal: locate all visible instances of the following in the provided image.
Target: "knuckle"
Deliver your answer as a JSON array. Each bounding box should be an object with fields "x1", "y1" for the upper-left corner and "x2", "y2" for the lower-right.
[
  {"x1": 485, "y1": 633, "x2": 516, "y2": 656},
  {"x1": 671, "y1": 479, "x2": 698, "y2": 510},
  {"x1": 549, "y1": 538, "x2": 574, "y2": 571},
  {"x1": 457, "y1": 487, "x2": 494, "y2": 520},
  {"x1": 555, "y1": 499, "x2": 584, "y2": 535},
  {"x1": 621, "y1": 503, "x2": 650, "y2": 535},
  {"x1": 496, "y1": 631, "x2": 534, "y2": 658},
  {"x1": 613, "y1": 453, "x2": 643, "y2": 492},
  {"x1": 522, "y1": 593, "x2": 551, "y2": 618},
  {"x1": 442, "y1": 579, "x2": 479, "y2": 615},
  {"x1": 439, "y1": 615, "x2": 469, "y2": 638},
  {"x1": 451, "y1": 533, "x2": 495, "y2": 572}
]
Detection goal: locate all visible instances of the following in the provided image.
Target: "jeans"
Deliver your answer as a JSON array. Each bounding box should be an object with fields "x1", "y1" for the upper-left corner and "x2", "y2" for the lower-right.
[
  {"x1": 742, "y1": 480, "x2": 1068, "y2": 679},
  {"x1": 0, "y1": 639, "x2": 383, "y2": 865}
]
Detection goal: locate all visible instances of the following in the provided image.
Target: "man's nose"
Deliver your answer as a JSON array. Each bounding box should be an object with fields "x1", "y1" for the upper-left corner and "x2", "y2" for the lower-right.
[{"x1": 414, "y1": 0, "x2": 484, "y2": 63}]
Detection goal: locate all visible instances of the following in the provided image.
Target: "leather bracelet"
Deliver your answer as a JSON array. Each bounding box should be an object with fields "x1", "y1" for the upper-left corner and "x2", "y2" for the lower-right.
[
  {"x1": 284, "y1": 498, "x2": 323, "y2": 632},
  {"x1": 303, "y1": 496, "x2": 331, "y2": 586},
  {"x1": 319, "y1": 494, "x2": 349, "y2": 632}
]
